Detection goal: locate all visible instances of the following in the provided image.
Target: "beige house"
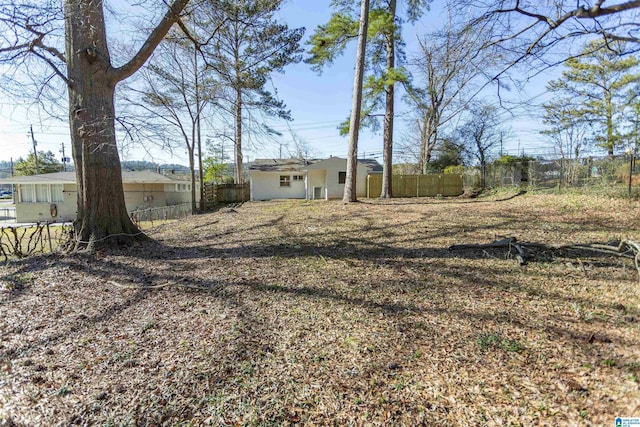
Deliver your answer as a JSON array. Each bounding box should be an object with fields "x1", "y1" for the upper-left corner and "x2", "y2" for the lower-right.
[
  {"x1": 0, "y1": 171, "x2": 196, "y2": 223},
  {"x1": 249, "y1": 157, "x2": 381, "y2": 201}
]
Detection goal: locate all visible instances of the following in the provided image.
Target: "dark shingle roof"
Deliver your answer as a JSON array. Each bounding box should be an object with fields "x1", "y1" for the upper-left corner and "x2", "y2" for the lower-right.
[
  {"x1": 250, "y1": 157, "x2": 383, "y2": 173},
  {"x1": 250, "y1": 158, "x2": 321, "y2": 172},
  {"x1": 357, "y1": 158, "x2": 383, "y2": 172}
]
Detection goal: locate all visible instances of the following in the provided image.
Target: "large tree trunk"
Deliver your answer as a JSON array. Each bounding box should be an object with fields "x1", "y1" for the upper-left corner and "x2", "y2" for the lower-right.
[
  {"x1": 379, "y1": 0, "x2": 396, "y2": 199},
  {"x1": 62, "y1": 0, "x2": 188, "y2": 251},
  {"x1": 65, "y1": 0, "x2": 144, "y2": 251},
  {"x1": 343, "y1": 0, "x2": 370, "y2": 203}
]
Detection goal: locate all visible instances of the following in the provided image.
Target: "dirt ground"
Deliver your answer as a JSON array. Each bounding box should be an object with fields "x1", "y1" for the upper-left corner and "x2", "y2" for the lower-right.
[{"x1": 1, "y1": 192, "x2": 639, "y2": 426}]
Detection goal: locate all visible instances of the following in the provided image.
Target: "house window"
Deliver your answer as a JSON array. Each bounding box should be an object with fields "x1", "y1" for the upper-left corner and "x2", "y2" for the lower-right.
[
  {"x1": 293, "y1": 175, "x2": 304, "y2": 181},
  {"x1": 338, "y1": 171, "x2": 346, "y2": 184},
  {"x1": 51, "y1": 184, "x2": 64, "y2": 202},
  {"x1": 176, "y1": 183, "x2": 191, "y2": 192},
  {"x1": 18, "y1": 184, "x2": 64, "y2": 203},
  {"x1": 279, "y1": 175, "x2": 291, "y2": 187},
  {"x1": 19, "y1": 185, "x2": 34, "y2": 203},
  {"x1": 35, "y1": 184, "x2": 48, "y2": 202}
]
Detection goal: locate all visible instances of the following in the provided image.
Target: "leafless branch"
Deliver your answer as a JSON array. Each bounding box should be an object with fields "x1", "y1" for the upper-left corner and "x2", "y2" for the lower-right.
[{"x1": 111, "y1": 0, "x2": 190, "y2": 82}]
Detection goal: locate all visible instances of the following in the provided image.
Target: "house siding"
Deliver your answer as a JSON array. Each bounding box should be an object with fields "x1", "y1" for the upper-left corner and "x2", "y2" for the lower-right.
[
  {"x1": 303, "y1": 157, "x2": 369, "y2": 199},
  {"x1": 14, "y1": 183, "x2": 77, "y2": 223},
  {"x1": 12, "y1": 181, "x2": 197, "y2": 223},
  {"x1": 250, "y1": 171, "x2": 306, "y2": 201},
  {"x1": 307, "y1": 170, "x2": 326, "y2": 199},
  {"x1": 124, "y1": 183, "x2": 168, "y2": 210},
  {"x1": 249, "y1": 157, "x2": 373, "y2": 201}
]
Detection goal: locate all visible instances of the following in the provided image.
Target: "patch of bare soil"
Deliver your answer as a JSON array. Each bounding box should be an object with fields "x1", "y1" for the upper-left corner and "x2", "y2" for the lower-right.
[{"x1": 1, "y1": 193, "x2": 639, "y2": 426}]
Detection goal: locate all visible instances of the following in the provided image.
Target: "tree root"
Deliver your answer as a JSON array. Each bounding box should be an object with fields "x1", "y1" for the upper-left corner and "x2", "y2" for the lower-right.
[{"x1": 449, "y1": 237, "x2": 640, "y2": 278}]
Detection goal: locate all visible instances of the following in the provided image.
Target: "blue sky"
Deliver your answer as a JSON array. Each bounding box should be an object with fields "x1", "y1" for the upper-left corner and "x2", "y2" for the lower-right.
[{"x1": 0, "y1": 0, "x2": 554, "y2": 166}]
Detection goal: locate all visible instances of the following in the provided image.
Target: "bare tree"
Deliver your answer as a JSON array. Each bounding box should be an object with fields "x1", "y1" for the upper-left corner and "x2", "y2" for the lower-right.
[
  {"x1": 458, "y1": 102, "x2": 505, "y2": 188},
  {"x1": 123, "y1": 31, "x2": 217, "y2": 214},
  {"x1": 458, "y1": 1, "x2": 640, "y2": 69},
  {"x1": 541, "y1": 96, "x2": 593, "y2": 185},
  {"x1": 1, "y1": 0, "x2": 190, "y2": 250},
  {"x1": 404, "y1": 17, "x2": 497, "y2": 174}
]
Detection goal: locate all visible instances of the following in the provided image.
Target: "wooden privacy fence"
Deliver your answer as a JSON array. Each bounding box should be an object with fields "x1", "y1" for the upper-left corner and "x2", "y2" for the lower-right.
[
  {"x1": 204, "y1": 183, "x2": 250, "y2": 208},
  {"x1": 367, "y1": 174, "x2": 464, "y2": 198}
]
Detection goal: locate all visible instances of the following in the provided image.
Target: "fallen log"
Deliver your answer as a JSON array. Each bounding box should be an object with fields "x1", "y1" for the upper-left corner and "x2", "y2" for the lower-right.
[{"x1": 449, "y1": 238, "x2": 640, "y2": 278}]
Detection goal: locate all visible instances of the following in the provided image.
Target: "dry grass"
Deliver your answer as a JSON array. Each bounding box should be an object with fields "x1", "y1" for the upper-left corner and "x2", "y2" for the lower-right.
[{"x1": 1, "y1": 193, "x2": 639, "y2": 426}]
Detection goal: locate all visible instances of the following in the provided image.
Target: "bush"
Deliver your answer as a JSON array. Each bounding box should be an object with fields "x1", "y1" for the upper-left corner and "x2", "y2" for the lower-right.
[{"x1": 444, "y1": 165, "x2": 464, "y2": 175}]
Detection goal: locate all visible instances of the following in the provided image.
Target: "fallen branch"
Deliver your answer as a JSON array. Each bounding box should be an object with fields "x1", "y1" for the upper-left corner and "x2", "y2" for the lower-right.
[{"x1": 449, "y1": 238, "x2": 640, "y2": 278}]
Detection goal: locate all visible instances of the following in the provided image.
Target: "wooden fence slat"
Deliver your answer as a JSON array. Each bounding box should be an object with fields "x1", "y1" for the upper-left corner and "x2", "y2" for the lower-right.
[
  {"x1": 203, "y1": 183, "x2": 250, "y2": 207},
  {"x1": 367, "y1": 174, "x2": 463, "y2": 198}
]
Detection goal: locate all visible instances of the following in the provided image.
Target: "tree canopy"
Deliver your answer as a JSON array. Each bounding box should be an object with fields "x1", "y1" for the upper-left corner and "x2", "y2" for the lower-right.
[
  {"x1": 545, "y1": 40, "x2": 640, "y2": 157},
  {"x1": 457, "y1": 1, "x2": 640, "y2": 72},
  {"x1": 14, "y1": 151, "x2": 63, "y2": 176},
  {"x1": 200, "y1": 0, "x2": 304, "y2": 183}
]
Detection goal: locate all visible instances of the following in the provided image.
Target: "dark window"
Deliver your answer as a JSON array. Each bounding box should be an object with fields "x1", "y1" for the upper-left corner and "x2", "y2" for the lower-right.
[
  {"x1": 280, "y1": 175, "x2": 291, "y2": 187},
  {"x1": 338, "y1": 171, "x2": 346, "y2": 184}
]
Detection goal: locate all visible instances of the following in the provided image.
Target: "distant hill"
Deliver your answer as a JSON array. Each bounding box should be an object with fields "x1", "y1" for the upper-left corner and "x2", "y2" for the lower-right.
[{"x1": 121, "y1": 160, "x2": 190, "y2": 173}]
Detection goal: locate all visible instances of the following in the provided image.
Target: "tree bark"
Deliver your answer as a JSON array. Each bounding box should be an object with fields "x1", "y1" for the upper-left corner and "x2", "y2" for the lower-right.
[
  {"x1": 380, "y1": 0, "x2": 396, "y2": 199},
  {"x1": 195, "y1": 45, "x2": 205, "y2": 212},
  {"x1": 343, "y1": 0, "x2": 370, "y2": 203},
  {"x1": 64, "y1": 0, "x2": 189, "y2": 250},
  {"x1": 234, "y1": 87, "x2": 244, "y2": 184},
  {"x1": 65, "y1": 0, "x2": 141, "y2": 250}
]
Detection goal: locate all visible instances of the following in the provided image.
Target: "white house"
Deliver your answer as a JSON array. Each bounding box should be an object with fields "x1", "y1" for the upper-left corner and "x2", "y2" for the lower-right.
[
  {"x1": 0, "y1": 171, "x2": 197, "y2": 223},
  {"x1": 249, "y1": 157, "x2": 381, "y2": 201}
]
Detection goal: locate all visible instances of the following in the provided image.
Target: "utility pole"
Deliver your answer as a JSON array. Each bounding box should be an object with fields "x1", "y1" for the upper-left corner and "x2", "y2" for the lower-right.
[
  {"x1": 10, "y1": 157, "x2": 13, "y2": 177},
  {"x1": 60, "y1": 143, "x2": 69, "y2": 172},
  {"x1": 29, "y1": 125, "x2": 40, "y2": 174}
]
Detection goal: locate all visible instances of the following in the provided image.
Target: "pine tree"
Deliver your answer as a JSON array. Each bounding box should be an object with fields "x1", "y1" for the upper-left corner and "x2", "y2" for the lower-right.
[
  {"x1": 202, "y1": 0, "x2": 304, "y2": 184},
  {"x1": 546, "y1": 40, "x2": 640, "y2": 158},
  {"x1": 307, "y1": 0, "x2": 429, "y2": 198}
]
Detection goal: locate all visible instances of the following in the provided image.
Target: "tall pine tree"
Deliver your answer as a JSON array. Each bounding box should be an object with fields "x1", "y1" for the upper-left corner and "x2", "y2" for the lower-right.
[
  {"x1": 546, "y1": 40, "x2": 640, "y2": 158},
  {"x1": 307, "y1": 0, "x2": 429, "y2": 198},
  {"x1": 202, "y1": 0, "x2": 304, "y2": 184}
]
